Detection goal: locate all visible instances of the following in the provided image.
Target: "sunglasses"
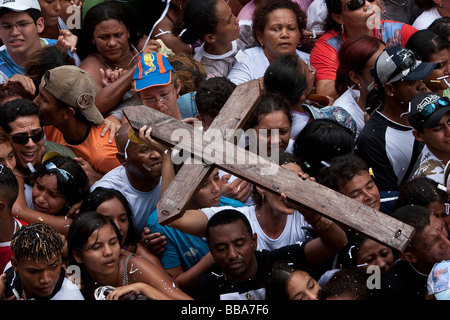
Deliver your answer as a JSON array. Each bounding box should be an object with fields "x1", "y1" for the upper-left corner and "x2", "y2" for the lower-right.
[
  {"x1": 342, "y1": 0, "x2": 375, "y2": 11},
  {"x1": 10, "y1": 129, "x2": 44, "y2": 145},
  {"x1": 418, "y1": 97, "x2": 450, "y2": 120},
  {"x1": 44, "y1": 162, "x2": 74, "y2": 182}
]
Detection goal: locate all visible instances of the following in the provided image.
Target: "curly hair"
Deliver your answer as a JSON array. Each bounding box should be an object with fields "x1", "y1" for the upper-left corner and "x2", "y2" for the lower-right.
[
  {"x1": 252, "y1": 0, "x2": 306, "y2": 46},
  {"x1": 168, "y1": 53, "x2": 206, "y2": 95},
  {"x1": 195, "y1": 76, "x2": 236, "y2": 118},
  {"x1": 317, "y1": 153, "x2": 370, "y2": 192}
]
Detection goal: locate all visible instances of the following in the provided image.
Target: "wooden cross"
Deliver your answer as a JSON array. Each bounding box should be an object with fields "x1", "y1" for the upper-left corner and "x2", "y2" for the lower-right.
[{"x1": 123, "y1": 80, "x2": 415, "y2": 253}]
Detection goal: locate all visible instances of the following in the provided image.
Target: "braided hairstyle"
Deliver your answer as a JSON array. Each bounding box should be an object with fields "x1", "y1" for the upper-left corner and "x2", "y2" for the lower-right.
[{"x1": 10, "y1": 223, "x2": 64, "y2": 263}]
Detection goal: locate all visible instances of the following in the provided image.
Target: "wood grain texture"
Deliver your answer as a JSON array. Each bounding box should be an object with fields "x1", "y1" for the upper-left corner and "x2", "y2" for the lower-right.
[
  {"x1": 149, "y1": 79, "x2": 261, "y2": 225},
  {"x1": 123, "y1": 103, "x2": 415, "y2": 252}
]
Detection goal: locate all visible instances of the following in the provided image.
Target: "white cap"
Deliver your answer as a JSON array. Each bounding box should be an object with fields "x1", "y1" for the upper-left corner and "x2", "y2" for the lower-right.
[{"x1": 0, "y1": 0, "x2": 41, "y2": 12}]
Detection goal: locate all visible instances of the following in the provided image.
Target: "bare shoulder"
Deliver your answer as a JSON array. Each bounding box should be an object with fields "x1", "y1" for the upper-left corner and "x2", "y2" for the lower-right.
[{"x1": 80, "y1": 54, "x2": 105, "y2": 73}]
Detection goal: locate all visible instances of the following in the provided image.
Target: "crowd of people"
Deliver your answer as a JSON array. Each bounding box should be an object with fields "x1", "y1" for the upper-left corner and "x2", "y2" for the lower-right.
[{"x1": 1, "y1": 0, "x2": 450, "y2": 303}]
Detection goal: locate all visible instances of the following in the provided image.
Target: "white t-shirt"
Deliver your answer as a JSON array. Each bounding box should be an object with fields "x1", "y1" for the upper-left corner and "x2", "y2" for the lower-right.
[
  {"x1": 412, "y1": 7, "x2": 441, "y2": 30},
  {"x1": 333, "y1": 87, "x2": 364, "y2": 141},
  {"x1": 227, "y1": 46, "x2": 310, "y2": 85},
  {"x1": 200, "y1": 205, "x2": 311, "y2": 251},
  {"x1": 50, "y1": 277, "x2": 84, "y2": 300},
  {"x1": 306, "y1": 0, "x2": 328, "y2": 32},
  {"x1": 411, "y1": 144, "x2": 445, "y2": 185},
  {"x1": 194, "y1": 22, "x2": 255, "y2": 78},
  {"x1": 291, "y1": 111, "x2": 310, "y2": 140},
  {"x1": 91, "y1": 165, "x2": 161, "y2": 234}
]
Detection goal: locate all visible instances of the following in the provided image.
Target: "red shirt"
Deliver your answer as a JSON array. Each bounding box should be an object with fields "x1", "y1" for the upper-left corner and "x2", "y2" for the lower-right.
[{"x1": 310, "y1": 20, "x2": 418, "y2": 81}]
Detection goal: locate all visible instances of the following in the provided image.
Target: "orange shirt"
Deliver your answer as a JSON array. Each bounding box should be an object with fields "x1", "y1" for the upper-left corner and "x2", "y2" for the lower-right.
[{"x1": 44, "y1": 124, "x2": 120, "y2": 174}]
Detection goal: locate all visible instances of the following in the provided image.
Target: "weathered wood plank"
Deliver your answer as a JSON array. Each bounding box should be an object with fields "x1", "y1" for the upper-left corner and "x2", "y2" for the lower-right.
[
  {"x1": 154, "y1": 80, "x2": 262, "y2": 224},
  {"x1": 123, "y1": 105, "x2": 415, "y2": 252}
]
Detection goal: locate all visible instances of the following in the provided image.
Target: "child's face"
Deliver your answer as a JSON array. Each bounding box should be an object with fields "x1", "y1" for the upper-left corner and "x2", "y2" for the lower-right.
[{"x1": 0, "y1": 141, "x2": 16, "y2": 170}]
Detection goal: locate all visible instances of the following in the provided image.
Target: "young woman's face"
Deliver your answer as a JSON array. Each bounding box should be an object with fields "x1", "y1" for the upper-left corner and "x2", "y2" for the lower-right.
[
  {"x1": 74, "y1": 224, "x2": 121, "y2": 280},
  {"x1": 32, "y1": 174, "x2": 68, "y2": 215},
  {"x1": 424, "y1": 48, "x2": 450, "y2": 93},
  {"x1": 358, "y1": 44, "x2": 385, "y2": 94},
  {"x1": 286, "y1": 270, "x2": 320, "y2": 300},
  {"x1": 210, "y1": 0, "x2": 240, "y2": 43},
  {"x1": 0, "y1": 141, "x2": 16, "y2": 170},
  {"x1": 193, "y1": 168, "x2": 223, "y2": 208},
  {"x1": 96, "y1": 198, "x2": 130, "y2": 246},
  {"x1": 254, "y1": 110, "x2": 291, "y2": 156}
]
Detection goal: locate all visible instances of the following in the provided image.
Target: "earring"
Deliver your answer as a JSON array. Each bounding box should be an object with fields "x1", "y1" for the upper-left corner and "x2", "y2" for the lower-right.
[
  {"x1": 341, "y1": 24, "x2": 345, "y2": 34},
  {"x1": 390, "y1": 93, "x2": 394, "y2": 96},
  {"x1": 261, "y1": 194, "x2": 265, "y2": 203},
  {"x1": 439, "y1": 3, "x2": 443, "y2": 9}
]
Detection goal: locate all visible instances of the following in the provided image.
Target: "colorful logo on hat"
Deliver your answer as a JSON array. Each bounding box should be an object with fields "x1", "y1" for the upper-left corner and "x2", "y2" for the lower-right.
[
  {"x1": 144, "y1": 53, "x2": 156, "y2": 76},
  {"x1": 133, "y1": 53, "x2": 174, "y2": 91}
]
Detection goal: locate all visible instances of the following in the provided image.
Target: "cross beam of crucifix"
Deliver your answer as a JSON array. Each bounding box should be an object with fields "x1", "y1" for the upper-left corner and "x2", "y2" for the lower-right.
[{"x1": 123, "y1": 82, "x2": 415, "y2": 253}]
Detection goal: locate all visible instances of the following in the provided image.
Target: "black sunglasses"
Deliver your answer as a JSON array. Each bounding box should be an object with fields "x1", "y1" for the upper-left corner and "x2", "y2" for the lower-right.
[
  {"x1": 10, "y1": 129, "x2": 44, "y2": 145},
  {"x1": 342, "y1": 0, "x2": 375, "y2": 11}
]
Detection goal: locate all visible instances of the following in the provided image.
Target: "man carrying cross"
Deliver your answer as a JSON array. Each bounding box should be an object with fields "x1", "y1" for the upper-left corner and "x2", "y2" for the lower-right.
[{"x1": 123, "y1": 73, "x2": 417, "y2": 299}]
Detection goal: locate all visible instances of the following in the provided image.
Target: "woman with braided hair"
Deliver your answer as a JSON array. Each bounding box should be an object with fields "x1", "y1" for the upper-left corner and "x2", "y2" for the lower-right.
[{"x1": 0, "y1": 223, "x2": 84, "y2": 300}]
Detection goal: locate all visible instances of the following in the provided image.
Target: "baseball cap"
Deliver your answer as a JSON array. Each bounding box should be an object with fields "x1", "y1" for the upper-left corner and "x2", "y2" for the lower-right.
[
  {"x1": 41, "y1": 65, "x2": 104, "y2": 125},
  {"x1": 427, "y1": 260, "x2": 450, "y2": 300},
  {"x1": 0, "y1": 0, "x2": 40, "y2": 11},
  {"x1": 303, "y1": 105, "x2": 357, "y2": 137},
  {"x1": 407, "y1": 92, "x2": 450, "y2": 131},
  {"x1": 133, "y1": 52, "x2": 173, "y2": 91},
  {"x1": 370, "y1": 46, "x2": 438, "y2": 90}
]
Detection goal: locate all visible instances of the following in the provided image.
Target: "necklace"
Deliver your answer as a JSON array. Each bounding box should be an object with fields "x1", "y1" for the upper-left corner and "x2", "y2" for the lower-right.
[
  {"x1": 388, "y1": 0, "x2": 406, "y2": 7},
  {"x1": 97, "y1": 45, "x2": 138, "y2": 71}
]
